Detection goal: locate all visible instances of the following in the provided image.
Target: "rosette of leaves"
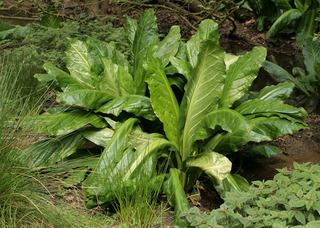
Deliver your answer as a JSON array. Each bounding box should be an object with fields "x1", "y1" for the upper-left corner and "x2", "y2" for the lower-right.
[
  {"x1": 20, "y1": 9, "x2": 182, "y2": 212},
  {"x1": 144, "y1": 19, "x2": 307, "y2": 224},
  {"x1": 20, "y1": 10, "x2": 307, "y2": 225},
  {"x1": 181, "y1": 163, "x2": 320, "y2": 227}
]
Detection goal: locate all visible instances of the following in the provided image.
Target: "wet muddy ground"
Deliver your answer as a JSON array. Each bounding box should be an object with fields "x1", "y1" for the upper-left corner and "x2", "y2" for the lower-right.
[{"x1": 241, "y1": 114, "x2": 320, "y2": 181}]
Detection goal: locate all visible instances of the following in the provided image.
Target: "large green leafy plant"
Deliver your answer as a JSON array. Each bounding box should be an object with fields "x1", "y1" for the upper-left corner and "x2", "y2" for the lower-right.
[
  {"x1": 181, "y1": 163, "x2": 320, "y2": 227},
  {"x1": 245, "y1": 0, "x2": 320, "y2": 44},
  {"x1": 144, "y1": 18, "x2": 306, "y2": 223},
  {"x1": 21, "y1": 9, "x2": 307, "y2": 224},
  {"x1": 263, "y1": 38, "x2": 320, "y2": 111}
]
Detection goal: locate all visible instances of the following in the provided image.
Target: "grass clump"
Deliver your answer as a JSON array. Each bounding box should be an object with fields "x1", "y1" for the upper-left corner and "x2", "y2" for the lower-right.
[
  {"x1": 0, "y1": 56, "x2": 56, "y2": 227},
  {"x1": 112, "y1": 172, "x2": 168, "y2": 228},
  {"x1": 0, "y1": 57, "x2": 112, "y2": 227}
]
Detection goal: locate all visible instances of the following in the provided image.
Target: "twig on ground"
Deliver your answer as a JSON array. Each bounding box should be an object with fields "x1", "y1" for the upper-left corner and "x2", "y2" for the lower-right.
[{"x1": 0, "y1": 15, "x2": 39, "y2": 21}]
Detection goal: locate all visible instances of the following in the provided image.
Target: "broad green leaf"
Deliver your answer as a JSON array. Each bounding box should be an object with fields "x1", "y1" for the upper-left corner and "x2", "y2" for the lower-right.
[
  {"x1": 263, "y1": 60, "x2": 294, "y2": 82},
  {"x1": 96, "y1": 95, "x2": 156, "y2": 121},
  {"x1": 186, "y1": 19, "x2": 219, "y2": 67},
  {"x1": 170, "y1": 42, "x2": 192, "y2": 80},
  {"x1": 99, "y1": 58, "x2": 135, "y2": 96},
  {"x1": 27, "y1": 110, "x2": 107, "y2": 136},
  {"x1": 195, "y1": 109, "x2": 250, "y2": 142},
  {"x1": 213, "y1": 129, "x2": 252, "y2": 153},
  {"x1": 255, "y1": 82, "x2": 294, "y2": 100},
  {"x1": 247, "y1": 144, "x2": 282, "y2": 158},
  {"x1": 83, "y1": 118, "x2": 138, "y2": 207},
  {"x1": 145, "y1": 56, "x2": 180, "y2": 147},
  {"x1": 120, "y1": 137, "x2": 172, "y2": 181},
  {"x1": 296, "y1": 8, "x2": 317, "y2": 45},
  {"x1": 181, "y1": 41, "x2": 226, "y2": 160},
  {"x1": 164, "y1": 168, "x2": 189, "y2": 226},
  {"x1": 20, "y1": 134, "x2": 85, "y2": 167},
  {"x1": 127, "y1": 126, "x2": 166, "y2": 149},
  {"x1": 244, "y1": 112, "x2": 306, "y2": 124},
  {"x1": 56, "y1": 89, "x2": 113, "y2": 110},
  {"x1": 124, "y1": 16, "x2": 137, "y2": 46},
  {"x1": 195, "y1": 109, "x2": 252, "y2": 153},
  {"x1": 82, "y1": 127, "x2": 114, "y2": 147},
  {"x1": 266, "y1": 9, "x2": 302, "y2": 38},
  {"x1": 46, "y1": 156, "x2": 99, "y2": 187},
  {"x1": 169, "y1": 56, "x2": 192, "y2": 81},
  {"x1": 154, "y1": 26, "x2": 181, "y2": 67},
  {"x1": 263, "y1": 60, "x2": 310, "y2": 95},
  {"x1": 132, "y1": 9, "x2": 159, "y2": 94},
  {"x1": 248, "y1": 117, "x2": 307, "y2": 142},
  {"x1": 294, "y1": 211, "x2": 306, "y2": 224},
  {"x1": 224, "y1": 53, "x2": 239, "y2": 70},
  {"x1": 236, "y1": 99, "x2": 307, "y2": 119},
  {"x1": 66, "y1": 39, "x2": 95, "y2": 88},
  {"x1": 83, "y1": 119, "x2": 171, "y2": 207},
  {"x1": 35, "y1": 63, "x2": 86, "y2": 91},
  {"x1": 303, "y1": 38, "x2": 320, "y2": 75},
  {"x1": 220, "y1": 47, "x2": 267, "y2": 108},
  {"x1": 219, "y1": 174, "x2": 250, "y2": 194},
  {"x1": 86, "y1": 38, "x2": 129, "y2": 71},
  {"x1": 186, "y1": 151, "x2": 232, "y2": 182},
  {"x1": 167, "y1": 74, "x2": 186, "y2": 91}
]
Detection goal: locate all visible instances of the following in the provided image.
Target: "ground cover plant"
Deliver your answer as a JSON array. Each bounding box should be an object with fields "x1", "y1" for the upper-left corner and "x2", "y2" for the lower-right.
[
  {"x1": 0, "y1": 19, "x2": 128, "y2": 69},
  {"x1": 181, "y1": 162, "x2": 320, "y2": 227},
  {"x1": 20, "y1": 9, "x2": 308, "y2": 225}
]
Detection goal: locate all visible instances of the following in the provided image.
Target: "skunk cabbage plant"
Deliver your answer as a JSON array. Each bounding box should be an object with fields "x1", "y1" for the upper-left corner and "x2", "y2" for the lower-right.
[
  {"x1": 20, "y1": 10, "x2": 307, "y2": 224},
  {"x1": 263, "y1": 38, "x2": 320, "y2": 110}
]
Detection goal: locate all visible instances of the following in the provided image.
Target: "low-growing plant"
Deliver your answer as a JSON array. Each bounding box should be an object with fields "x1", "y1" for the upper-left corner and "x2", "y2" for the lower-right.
[
  {"x1": 21, "y1": 9, "x2": 307, "y2": 225},
  {"x1": 113, "y1": 170, "x2": 166, "y2": 227},
  {"x1": 0, "y1": 55, "x2": 64, "y2": 227},
  {"x1": 181, "y1": 162, "x2": 320, "y2": 228},
  {"x1": 263, "y1": 38, "x2": 320, "y2": 111},
  {"x1": 0, "y1": 19, "x2": 128, "y2": 69}
]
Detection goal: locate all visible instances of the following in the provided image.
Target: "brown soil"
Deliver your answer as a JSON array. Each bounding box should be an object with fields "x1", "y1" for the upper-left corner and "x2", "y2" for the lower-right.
[{"x1": 242, "y1": 114, "x2": 320, "y2": 181}]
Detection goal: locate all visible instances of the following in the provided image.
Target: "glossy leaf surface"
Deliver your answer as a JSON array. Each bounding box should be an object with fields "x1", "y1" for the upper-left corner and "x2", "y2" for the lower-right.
[
  {"x1": 181, "y1": 40, "x2": 226, "y2": 160},
  {"x1": 97, "y1": 95, "x2": 156, "y2": 121},
  {"x1": 220, "y1": 47, "x2": 267, "y2": 107},
  {"x1": 186, "y1": 151, "x2": 232, "y2": 182},
  {"x1": 20, "y1": 134, "x2": 85, "y2": 167},
  {"x1": 28, "y1": 111, "x2": 107, "y2": 136},
  {"x1": 145, "y1": 56, "x2": 180, "y2": 147}
]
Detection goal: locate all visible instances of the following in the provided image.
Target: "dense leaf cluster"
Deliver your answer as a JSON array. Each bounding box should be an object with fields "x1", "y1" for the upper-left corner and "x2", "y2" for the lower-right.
[
  {"x1": 19, "y1": 9, "x2": 307, "y2": 225},
  {"x1": 181, "y1": 163, "x2": 320, "y2": 228},
  {"x1": 245, "y1": 0, "x2": 320, "y2": 44},
  {"x1": 0, "y1": 20, "x2": 128, "y2": 68},
  {"x1": 263, "y1": 38, "x2": 320, "y2": 111}
]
